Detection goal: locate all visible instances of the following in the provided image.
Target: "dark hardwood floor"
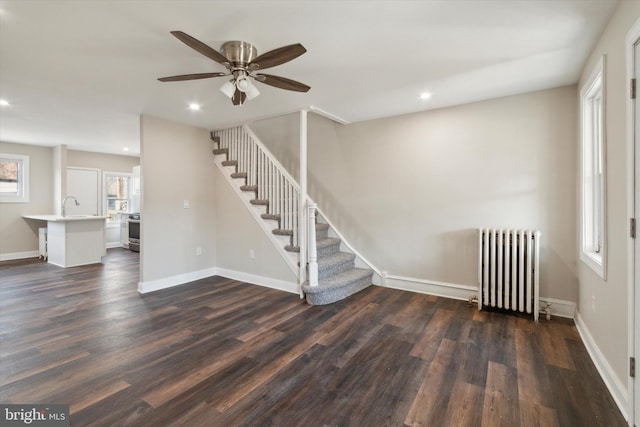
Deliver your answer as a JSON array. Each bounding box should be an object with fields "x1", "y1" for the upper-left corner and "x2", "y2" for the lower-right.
[{"x1": 0, "y1": 249, "x2": 627, "y2": 426}]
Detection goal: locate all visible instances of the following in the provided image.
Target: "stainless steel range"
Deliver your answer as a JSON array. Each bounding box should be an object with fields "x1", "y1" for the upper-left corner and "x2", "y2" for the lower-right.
[{"x1": 128, "y1": 213, "x2": 140, "y2": 252}]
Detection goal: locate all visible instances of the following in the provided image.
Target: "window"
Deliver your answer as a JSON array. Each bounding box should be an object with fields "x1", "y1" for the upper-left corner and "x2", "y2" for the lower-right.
[
  {"x1": 103, "y1": 172, "x2": 131, "y2": 224},
  {"x1": 0, "y1": 153, "x2": 29, "y2": 203},
  {"x1": 580, "y1": 55, "x2": 607, "y2": 279}
]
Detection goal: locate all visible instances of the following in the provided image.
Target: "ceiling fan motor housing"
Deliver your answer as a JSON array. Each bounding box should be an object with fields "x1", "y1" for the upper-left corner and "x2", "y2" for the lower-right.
[{"x1": 221, "y1": 41, "x2": 258, "y2": 66}]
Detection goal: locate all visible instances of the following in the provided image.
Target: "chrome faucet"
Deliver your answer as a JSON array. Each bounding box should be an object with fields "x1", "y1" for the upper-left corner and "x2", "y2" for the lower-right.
[{"x1": 62, "y1": 196, "x2": 80, "y2": 217}]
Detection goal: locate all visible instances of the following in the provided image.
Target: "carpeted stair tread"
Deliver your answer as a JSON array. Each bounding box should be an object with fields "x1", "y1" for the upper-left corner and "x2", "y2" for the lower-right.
[
  {"x1": 250, "y1": 199, "x2": 269, "y2": 206},
  {"x1": 285, "y1": 245, "x2": 300, "y2": 253},
  {"x1": 221, "y1": 160, "x2": 237, "y2": 167},
  {"x1": 240, "y1": 185, "x2": 258, "y2": 192},
  {"x1": 302, "y1": 268, "x2": 373, "y2": 305},
  {"x1": 318, "y1": 251, "x2": 354, "y2": 266},
  {"x1": 303, "y1": 268, "x2": 373, "y2": 293},
  {"x1": 315, "y1": 223, "x2": 329, "y2": 240},
  {"x1": 212, "y1": 148, "x2": 228, "y2": 155},
  {"x1": 261, "y1": 213, "x2": 281, "y2": 221},
  {"x1": 231, "y1": 172, "x2": 247, "y2": 179},
  {"x1": 273, "y1": 228, "x2": 293, "y2": 236},
  {"x1": 316, "y1": 237, "x2": 341, "y2": 255}
]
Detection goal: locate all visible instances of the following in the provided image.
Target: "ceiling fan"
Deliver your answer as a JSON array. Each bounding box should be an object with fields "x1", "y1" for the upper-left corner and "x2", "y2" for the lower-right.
[{"x1": 158, "y1": 31, "x2": 310, "y2": 105}]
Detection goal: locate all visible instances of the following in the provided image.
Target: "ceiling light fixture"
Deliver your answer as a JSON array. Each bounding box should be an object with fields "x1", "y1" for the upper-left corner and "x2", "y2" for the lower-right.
[
  {"x1": 123, "y1": 147, "x2": 130, "y2": 152},
  {"x1": 0, "y1": 99, "x2": 10, "y2": 106},
  {"x1": 420, "y1": 92, "x2": 432, "y2": 100},
  {"x1": 220, "y1": 75, "x2": 260, "y2": 101},
  {"x1": 188, "y1": 102, "x2": 201, "y2": 111}
]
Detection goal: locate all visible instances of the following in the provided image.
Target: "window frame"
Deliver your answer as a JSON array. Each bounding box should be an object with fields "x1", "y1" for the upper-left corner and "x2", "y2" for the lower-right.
[
  {"x1": 0, "y1": 153, "x2": 30, "y2": 203},
  {"x1": 580, "y1": 55, "x2": 607, "y2": 280},
  {"x1": 102, "y1": 171, "x2": 132, "y2": 227}
]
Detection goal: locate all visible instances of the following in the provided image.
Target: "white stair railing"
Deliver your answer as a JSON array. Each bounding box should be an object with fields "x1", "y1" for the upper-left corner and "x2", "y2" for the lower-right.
[
  {"x1": 213, "y1": 126, "x2": 300, "y2": 252},
  {"x1": 307, "y1": 202, "x2": 318, "y2": 287}
]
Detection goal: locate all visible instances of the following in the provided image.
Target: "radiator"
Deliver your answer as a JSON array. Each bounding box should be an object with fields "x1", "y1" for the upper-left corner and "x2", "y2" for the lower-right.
[{"x1": 477, "y1": 228, "x2": 541, "y2": 321}]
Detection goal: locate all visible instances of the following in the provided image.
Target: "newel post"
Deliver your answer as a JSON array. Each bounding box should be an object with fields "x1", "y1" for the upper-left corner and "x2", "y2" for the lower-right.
[
  {"x1": 308, "y1": 202, "x2": 318, "y2": 287},
  {"x1": 298, "y1": 109, "x2": 308, "y2": 293}
]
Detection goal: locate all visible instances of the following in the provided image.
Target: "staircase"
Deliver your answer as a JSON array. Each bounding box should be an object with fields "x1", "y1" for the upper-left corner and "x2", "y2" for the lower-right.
[{"x1": 211, "y1": 126, "x2": 374, "y2": 305}]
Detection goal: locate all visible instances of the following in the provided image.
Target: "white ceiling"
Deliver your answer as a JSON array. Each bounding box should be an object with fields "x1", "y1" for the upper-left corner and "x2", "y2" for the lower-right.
[{"x1": 0, "y1": 0, "x2": 619, "y2": 157}]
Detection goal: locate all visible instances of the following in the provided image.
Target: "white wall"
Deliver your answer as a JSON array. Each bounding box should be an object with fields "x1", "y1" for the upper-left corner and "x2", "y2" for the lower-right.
[
  {"x1": 576, "y1": 0, "x2": 640, "y2": 413},
  {"x1": 0, "y1": 142, "x2": 53, "y2": 258},
  {"x1": 251, "y1": 86, "x2": 578, "y2": 304},
  {"x1": 139, "y1": 115, "x2": 217, "y2": 289}
]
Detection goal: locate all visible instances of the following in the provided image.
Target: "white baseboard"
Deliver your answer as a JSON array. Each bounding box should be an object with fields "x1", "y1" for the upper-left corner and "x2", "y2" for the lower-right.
[
  {"x1": 538, "y1": 297, "x2": 576, "y2": 319},
  {"x1": 106, "y1": 242, "x2": 122, "y2": 249},
  {"x1": 574, "y1": 311, "x2": 628, "y2": 421},
  {"x1": 138, "y1": 267, "x2": 217, "y2": 294},
  {"x1": 0, "y1": 250, "x2": 40, "y2": 261},
  {"x1": 380, "y1": 273, "x2": 477, "y2": 301},
  {"x1": 379, "y1": 273, "x2": 576, "y2": 319},
  {"x1": 138, "y1": 266, "x2": 299, "y2": 296},
  {"x1": 215, "y1": 267, "x2": 298, "y2": 295}
]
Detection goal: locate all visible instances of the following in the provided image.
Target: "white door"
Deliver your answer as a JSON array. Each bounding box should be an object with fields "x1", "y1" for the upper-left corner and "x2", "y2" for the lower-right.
[{"x1": 66, "y1": 168, "x2": 100, "y2": 216}]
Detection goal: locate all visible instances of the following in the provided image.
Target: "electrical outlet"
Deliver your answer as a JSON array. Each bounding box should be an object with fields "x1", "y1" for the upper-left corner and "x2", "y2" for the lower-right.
[
  {"x1": 196, "y1": 247, "x2": 202, "y2": 256},
  {"x1": 249, "y1": 249, "x2": 255, "y2": 259},
  {"x1": 183, "y1": 200, "x2": 190, "y2": 209}
]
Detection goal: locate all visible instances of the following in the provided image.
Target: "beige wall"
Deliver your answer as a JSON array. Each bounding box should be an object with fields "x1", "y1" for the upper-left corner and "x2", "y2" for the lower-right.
[
  {"x1": 139, "y1": 115, "x2": 217, "y2": 284},
  {"x1": 0, "y1": 142, "x2": 54, "y2": 257},
  {"x1": 252, "y1": 86, "x2": 578, "y2": 303},
  {"x1": 68, "y1": 150, "x2": 139, "y2": 173},
  {"x1": 577, "y1": 1, "x2": 640, "y2": 395},
  {"x1": 213, "y1": 166, "x2": 298, "y2": 283}
]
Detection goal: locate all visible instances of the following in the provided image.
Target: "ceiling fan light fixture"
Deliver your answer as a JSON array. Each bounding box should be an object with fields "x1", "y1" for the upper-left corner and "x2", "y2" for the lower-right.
[
  {"x1": 245, "y1": 82, "x2": 260, "y2": 100},
  {"x1": 220, "y1": 80, "x2": 235, "y2": 98},
  {"x1": 235, "y1": 75, "x2": 251, "y2": 92}
]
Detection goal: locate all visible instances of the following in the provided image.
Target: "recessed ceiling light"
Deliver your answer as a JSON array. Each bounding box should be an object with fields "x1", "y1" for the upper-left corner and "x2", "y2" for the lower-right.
[
  {"x1": 0, "y1": 99, "x2": 10, "y2": 106},
  {"x1": 188, "y1": 103, "x2": 201, "y2": 111},
  {"x1": 123, "y1": 147, "x2": 130, "y2": 152},
  {"x1": 419, "y1": 92, "x2": 432, "y2": 100}
]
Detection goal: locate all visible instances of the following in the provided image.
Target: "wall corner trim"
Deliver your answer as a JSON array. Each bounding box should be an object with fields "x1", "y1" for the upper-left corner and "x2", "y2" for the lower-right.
[{"x1": 575, "y1": 311, "x2": 629, "y2": 422}]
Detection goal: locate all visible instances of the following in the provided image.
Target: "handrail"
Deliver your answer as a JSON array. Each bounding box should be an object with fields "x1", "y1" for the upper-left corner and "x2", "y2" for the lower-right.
[{"x1": 214, "y1": 122, "x2": 381, "y2": 290}]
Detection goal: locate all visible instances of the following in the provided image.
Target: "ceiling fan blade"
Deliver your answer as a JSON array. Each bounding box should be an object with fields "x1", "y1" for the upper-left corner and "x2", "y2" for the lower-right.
[
  {"x1": 158, "y1": 72, "x2": 227, "y2": 82},
  {"x1": 232, "y1": 88, "x2": 247, "y2": 106},
  {"x1": 170, "y1": 31, "x2": 230, "y2": 67},
  {"x1": 248, "y1": 43, "x2": 306, "y2": 71},
  {"x1": 255, "y1": 74, "x2": 310, "y2": 92}
]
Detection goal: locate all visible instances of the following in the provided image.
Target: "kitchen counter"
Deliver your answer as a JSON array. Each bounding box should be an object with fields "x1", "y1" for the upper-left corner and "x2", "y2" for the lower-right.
[
  {"x1": 23, "y1": 214, "x2": 108, "y2": 222},
  {"x1": 23, "y1": 215, "x2": 107, "y2": 267}
]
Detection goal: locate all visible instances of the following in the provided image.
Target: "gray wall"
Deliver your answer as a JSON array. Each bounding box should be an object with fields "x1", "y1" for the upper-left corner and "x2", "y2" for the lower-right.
[
  {"x1": 252, "y1": 85, "x2": 578, "y2": 304},
  {"x1": 139, "y1": 115, "x2": 217, "y2": 284},
  {"x1": 576, "y1": 0, "x2": 640, "y2": 397}
]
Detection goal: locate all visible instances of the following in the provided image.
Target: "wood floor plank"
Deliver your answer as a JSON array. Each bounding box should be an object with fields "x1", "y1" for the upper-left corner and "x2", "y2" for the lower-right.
[
  {"x1": 405, "y1": 338, "x2": 458, "y2": 426},
  {"x1": 0, "y1": 249, "x2": 627, "y2": 426},
  {"x1": 409, "y1": 307, "x2": 456, "y2": 361},
  {"x1": 70, "y1": 379, "x2": 131, "y2": 414},
  {"x1": 481, "y1": 361, "x2": 519, "y2": 427},
  {"x1": 515, "y1": 328, "x2": 553, "y2": 407},
  {"x1": 442, "y1": 380, "x2": 485, "y2": 427}
]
